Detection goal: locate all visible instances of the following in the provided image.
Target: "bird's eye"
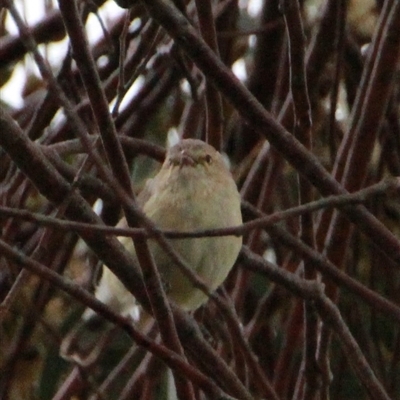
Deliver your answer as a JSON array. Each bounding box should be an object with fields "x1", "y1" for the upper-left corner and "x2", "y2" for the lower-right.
[{"x1": 204, "y1": 154, "x2": 212, "y2": 164}]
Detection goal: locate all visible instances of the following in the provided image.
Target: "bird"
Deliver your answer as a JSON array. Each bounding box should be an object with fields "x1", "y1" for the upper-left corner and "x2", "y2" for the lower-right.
[{"x1": 83, "y1": 138, "x2": 243, "y2": 321}]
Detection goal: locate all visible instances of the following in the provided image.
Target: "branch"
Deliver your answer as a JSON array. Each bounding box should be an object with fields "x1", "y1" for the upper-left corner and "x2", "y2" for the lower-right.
[
  {"x1": 240, "y1": 247, "x2": 390, "y2": 400},
  {"x1": 0, "y1": 238, "x2": 235, "y2": 400},
  {"x1": 140, "y1": 0, "x2": 400, "y2": 267}
]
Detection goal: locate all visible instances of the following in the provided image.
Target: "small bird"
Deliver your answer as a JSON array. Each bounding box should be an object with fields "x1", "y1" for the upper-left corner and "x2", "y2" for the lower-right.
[{"x1": 84, "y1": 138, "x2": 243, "y2": 320}]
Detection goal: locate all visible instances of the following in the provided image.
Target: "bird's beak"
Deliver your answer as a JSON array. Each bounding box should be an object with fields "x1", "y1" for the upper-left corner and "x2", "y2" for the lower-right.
[{"x1": 179, "y1": 150, "x2": 195, "y2": 168}]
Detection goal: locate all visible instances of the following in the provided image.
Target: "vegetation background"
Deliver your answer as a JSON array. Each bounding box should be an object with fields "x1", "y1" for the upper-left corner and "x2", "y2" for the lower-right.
[{"x1": 0, "y1": 0, "x2": 399, "y2": 399}]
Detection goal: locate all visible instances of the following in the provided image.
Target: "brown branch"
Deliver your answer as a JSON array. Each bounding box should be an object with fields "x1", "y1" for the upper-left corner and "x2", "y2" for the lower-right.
[
  {"x1": 280, "y1": 0, "x2": 317, "y2": 396},
  {"x1": 218, "y1": 301, "x2": 280, "y2": 400},
  {"x1": 140, "y1": 0, "x2": 400, "y2": 267},
  {"x1": 242, "y1": 201, "x2": 400, "y2": 324},
  {"x1": 0, "y1": 177, "x2": 399, "y2": 241},
  {"x1": 44, "y1": 136, "x2": 165, "y2": 162},
  {"x1": 0, "y1": 238, "x2": 236, "y2": 400},
  {"x1": 0, "y1": 9, "x2": 66, "y2": 69},
  {"x1": 327, "y1": 0, "x2": 347, "y2": 165},
  {"x1": 1, "y1": 82, "x2": 253, "y2": 400},
  {"x1": 57, "y1": 0, "x2": 133, "y2": 192},
  {"x1": 195, "y1": 0, "x2": 223, "y2": 150},
  {"x1": 316, "y1": 0, "x2": 400, "y2": 384},
  {"x1": 240, "y1": 247, "x2": 391, "y2": 400},
  {"x1": 2, "y1": 0, "x2": 399, "y2": 396}
]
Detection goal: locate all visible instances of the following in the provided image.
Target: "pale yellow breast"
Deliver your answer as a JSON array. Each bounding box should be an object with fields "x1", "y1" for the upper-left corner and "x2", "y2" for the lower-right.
[{"x1": 143, "y1": 167, "x2": 242, "y2": 310}]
